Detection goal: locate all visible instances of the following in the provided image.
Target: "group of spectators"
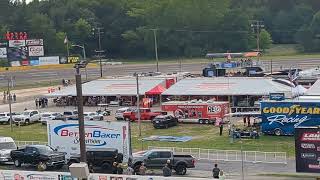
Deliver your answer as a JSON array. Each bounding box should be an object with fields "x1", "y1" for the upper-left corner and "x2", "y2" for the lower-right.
[
  {"x1": 2, "y1": 91, "x2": 16, "y2": 103},
  {"x1": 35, "y1": 97, "x2": 48, "y2": 108}
]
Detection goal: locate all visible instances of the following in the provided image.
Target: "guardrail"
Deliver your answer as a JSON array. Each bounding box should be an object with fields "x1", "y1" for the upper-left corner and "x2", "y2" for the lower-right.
[
  {"x1": 15, "y1": 141, "x2": 48, "y2": 147},
  {"x1": 148, "y1": 146, "x2": 287, "y2": 164}
]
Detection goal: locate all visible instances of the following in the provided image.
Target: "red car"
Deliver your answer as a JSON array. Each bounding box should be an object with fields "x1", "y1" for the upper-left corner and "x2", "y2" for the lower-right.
[{"x1": 122, "y1": 108, "x2": 163, "y2": 121}]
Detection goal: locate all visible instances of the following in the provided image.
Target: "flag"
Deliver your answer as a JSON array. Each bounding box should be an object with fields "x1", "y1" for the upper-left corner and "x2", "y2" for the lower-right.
[{"x1": 64, "y1": 36, "x2": 68, "y2": 44}]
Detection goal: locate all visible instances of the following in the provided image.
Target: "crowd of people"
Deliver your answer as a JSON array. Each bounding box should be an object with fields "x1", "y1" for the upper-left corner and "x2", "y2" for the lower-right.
[
  {"x1": 35, "y1": 97, "x2": 49, "y2": 108},
  {"x1": 2, "y1": 91, "x2": 17, "y2": 103}
]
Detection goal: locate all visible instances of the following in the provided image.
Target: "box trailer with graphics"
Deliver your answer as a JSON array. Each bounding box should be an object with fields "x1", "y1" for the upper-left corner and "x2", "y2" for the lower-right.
[
  {"x1": 161, "y1": 100, "x2": 229, "y2": 124},
  {"x1": 295, "y1": 127, "x2": 320, "y2": 173},
  {"x1": 47, "y1": 121, "x2": 131, "y2": 162},
  {"x1": 261, "y1": 101, "x2": 320, "y2": 136}
]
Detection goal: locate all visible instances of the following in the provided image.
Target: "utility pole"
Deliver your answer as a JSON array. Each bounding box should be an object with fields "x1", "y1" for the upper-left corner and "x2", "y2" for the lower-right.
[
  {"x1": 251, "y1": 20, "x2": 264, "y2": 52},
  {"x1": 95, "y1": 27, "x2": 104, "y2": 78},
  {"x1": 6, "y1": 76, "x2": 13, "y2": 132},
  {"x1": 74, "y1": 62, "x2": 87, "y2": 162},
  {"x1": 151, "y1": 29, "x2": 159, "y2": 72},
  {"x1": 135, "y1": 73, "x2": 141, "y2": 137}
]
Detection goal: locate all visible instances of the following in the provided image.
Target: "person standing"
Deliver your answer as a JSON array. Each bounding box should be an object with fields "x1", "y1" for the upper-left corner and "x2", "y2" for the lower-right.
[
  {"x1": 139, "y1": 163, "x2": 147, "y2": 175},
  {"x1": 35, "y1": 98, "x2": 39, "y2": 108},
  {"x1": 219, "y1": 123, "x2": 223, "y2": 136},
  {"x1": 13, "y1": 94, "x2": 16, "y2": 102},
  {"x1": 219, "y1": 170, "x2": 226, "y2": 180},
  {"x1": 212, "y1": 164, "x2": 220, "y2": 179},
  {"x1": 162, "y1": 163, "x2": 172, "y2": 177},
  {"x1": 112, "y1": 162, "x2": 118, "y2": 174}
]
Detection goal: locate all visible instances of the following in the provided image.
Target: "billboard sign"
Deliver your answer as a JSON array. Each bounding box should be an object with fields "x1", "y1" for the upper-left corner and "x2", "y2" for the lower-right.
[
  {"x1": 0, "y1": 48, "x2": 7, "y2": 58},
  {"x1": 261, "y1": 101, "x2": 320, "y2": 136},
  {"x1": 47, "y1": 121, "x2": 131, "y2": 162},
  {"x1": 295, "y1": 127, "x2": 320, "y2": 173},
  {"x1": 28, "y1": 46, "x2": 44, "y2": 56},
  {"x1": 38, "y1": 56, "x2": 60, "y2": 65},
  {"x1": 26, "y1": 39, "x2": 44, "y2": 46},
  {"x1": 8, "y1": 40, "x2": 26, "y2": 47}
]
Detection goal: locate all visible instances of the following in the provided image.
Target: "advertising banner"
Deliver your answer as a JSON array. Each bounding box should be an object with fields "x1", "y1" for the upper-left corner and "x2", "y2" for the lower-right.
[
  {"x1": 39, "y1": 56, "x2": 60, "y2": 65},
  {"x1": 8, "y1": 40, "x2": 26, "y2": 47},
  {"x1": 68, "y1": 56, "x2": 80, "y2": 63},
  {"x1": 10, "y1": 61, "x2": 21, "y2": 67},
  {"x1": 261, "y1": 101, "x2": 320, "y2": 135},
  {"x1": 28, "y1": 46, "x2": 44, "y2": 56},
  {"x1": 26, "y1": 39, "x2": 44, "y2": 46},
  {"x1": 0, "y1": 48, "x2": 7, "y2": 58},
  {"x1": 295, "y1": 127, "x2": 320, "y2": 173},
  {"x1": 0, "y1": 170, "x2": 212, "y2": 180},
  {"x1": 47, "y1": 121, "x2": 131, "y2": 162}
]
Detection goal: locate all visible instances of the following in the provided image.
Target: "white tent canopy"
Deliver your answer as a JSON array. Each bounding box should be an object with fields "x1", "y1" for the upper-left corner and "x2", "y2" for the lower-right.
[
  {"x1": 305, "y1": 79, "x2": 320, "y2": 96},
  {"x1": 162, "y1": 77, "x2": 292, "y2": 96},
  {"x1": 46, "y1": 78, "x2": 164, "y2": 97}
]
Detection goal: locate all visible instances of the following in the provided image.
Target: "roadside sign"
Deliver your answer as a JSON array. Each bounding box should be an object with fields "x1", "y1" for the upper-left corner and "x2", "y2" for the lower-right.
[{"x1": 269, "y1": 93, "x2": 285, "y2": 101}]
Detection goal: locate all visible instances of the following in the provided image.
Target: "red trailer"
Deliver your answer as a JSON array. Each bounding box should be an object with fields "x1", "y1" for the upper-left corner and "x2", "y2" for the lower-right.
[{"x1": 161, "y1": 100, "x2": 229, "y2": 124}]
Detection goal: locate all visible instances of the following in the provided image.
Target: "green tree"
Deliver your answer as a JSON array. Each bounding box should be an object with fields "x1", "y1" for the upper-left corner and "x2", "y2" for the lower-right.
[
  {"x1": 73, "y1": 18, "x2": 91, "y2": 43},
  {"x1": 259, "y1": 29, "x2": 272, "y2": 50}
]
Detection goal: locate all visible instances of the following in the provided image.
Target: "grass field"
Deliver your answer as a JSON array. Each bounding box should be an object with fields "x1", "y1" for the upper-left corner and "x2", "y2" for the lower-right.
[{"x1": 0, "y1": 122, "x2": 295, "y2": 157}]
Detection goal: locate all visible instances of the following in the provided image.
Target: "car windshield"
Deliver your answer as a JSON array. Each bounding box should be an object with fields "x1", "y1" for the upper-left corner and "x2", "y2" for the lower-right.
[
  {"x1": 37, "y1": 146, "x2": 55, "y2": 154},
  {"x1": 64, "y1": 112, "x2": 72, "y2": 115},
  {"x1": 41, "y1": 114, "x2": 51, "y2": 117},
  {"x1": 83, "y1": 113, "x2": 88, "y2": 116},
  {"x1": 23, "y1": 112, "x2": 30, "y2": 116},
  {"x1": 0, "y1": 114, "x2": 5, "y2": 117},
  {"x1": 52, "y1": 113, "x2": 59, "y2": 116},
  {"x1": 116, "y1": 110, "x2": 125, "y2": 113},
  {"x1": 0, "y1": 142, "x2": 16, "y2": 150}
]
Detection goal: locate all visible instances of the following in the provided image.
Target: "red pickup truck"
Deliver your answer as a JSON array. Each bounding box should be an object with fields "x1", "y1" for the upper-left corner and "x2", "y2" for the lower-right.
[{"x1": 123, "y1": 108, "x2": 164, "y2": 121}]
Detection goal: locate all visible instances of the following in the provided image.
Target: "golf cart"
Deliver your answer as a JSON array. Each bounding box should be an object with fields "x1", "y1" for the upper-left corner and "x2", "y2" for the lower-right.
[{"x1": 96, "y1": 104, "x2": 112, "y2": 116}]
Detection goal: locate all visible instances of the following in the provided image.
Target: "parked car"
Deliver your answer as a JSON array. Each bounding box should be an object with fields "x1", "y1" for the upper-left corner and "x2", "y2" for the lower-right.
[
  {"x1": 152, "y1": 115, "x2": 178, "y2": 129},
  {"x1": 109, "y1": 101, "x2": 120, "y2": 107},
  {"x1": 40, "y1": 112, "x2": 63, "y2": 125},
  {"x1": 132, "y1": 149, "x2": 195, "y2": 175},
  {"x1": 123, "y1": 108, "x2": 164, "y2": 121},
  {"x1": 10, "y1": 145, "x2": 65, "y2": 171},
  {"x1": 84, "y1": 112, "x2": 104, "y2": 121},
  {"x1": 68, "y1": 148, "x2": 123, "y2": 173},
  {"x1": 0, "y1": 137, "x2": 17, "y2": 163},
  {"x1": 115, "y1": 107, "x2": 134, "y2": 120},
  {"x1": 14, "y1": 110, "x2": 41, "y2": 125},
  {"x1": 63, "y1": 110, "x2": 78, "y2": 120},
  {"x1": 0, "y1": 112, "x2": 18, "y2": 124}
]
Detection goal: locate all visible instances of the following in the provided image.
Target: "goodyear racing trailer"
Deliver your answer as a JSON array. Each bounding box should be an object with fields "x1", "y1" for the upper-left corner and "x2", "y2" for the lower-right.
[{"x1": 261, "y1": 100, "x2": 320, "y2": 136}]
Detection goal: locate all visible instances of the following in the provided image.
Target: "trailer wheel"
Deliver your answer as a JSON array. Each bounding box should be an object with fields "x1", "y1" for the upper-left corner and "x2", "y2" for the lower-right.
[
  {"x1": 14, "y1": 159, "x2": 21, "y2": 167},
  {"x1": 274, "y1": 129, "x2": 282, "y2": 136},
  {"x1": 205, "y1": 120, "x2": 209, "y2": 124},
  {"x1": 199, "y1": 119, "x2": 204, "y2": 124}
]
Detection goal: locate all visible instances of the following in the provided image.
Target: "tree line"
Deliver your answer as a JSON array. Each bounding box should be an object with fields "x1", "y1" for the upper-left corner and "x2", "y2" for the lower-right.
[{"x1": 0, "y1": 0, "x2": 320, "y2": 59}]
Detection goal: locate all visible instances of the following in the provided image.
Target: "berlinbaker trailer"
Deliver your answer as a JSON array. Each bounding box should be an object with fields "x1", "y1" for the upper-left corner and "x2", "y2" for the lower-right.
[{"x1": 161, "y1": 100, "x2": 229, "y2": 124}]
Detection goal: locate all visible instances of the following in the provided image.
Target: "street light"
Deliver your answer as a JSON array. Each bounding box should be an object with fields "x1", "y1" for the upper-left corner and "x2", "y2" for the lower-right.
[
  {"x1": 72, "y1": 44, "x2": 88, "y2": 81},
  {"x1": 74, "y1": 61, "x2": 88, "y2": 163}
]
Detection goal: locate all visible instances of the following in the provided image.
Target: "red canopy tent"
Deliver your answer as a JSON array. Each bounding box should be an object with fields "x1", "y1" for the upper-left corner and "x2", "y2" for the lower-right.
[{"x1": 145, "y1": 84, "x2": 166, "y2": 95}]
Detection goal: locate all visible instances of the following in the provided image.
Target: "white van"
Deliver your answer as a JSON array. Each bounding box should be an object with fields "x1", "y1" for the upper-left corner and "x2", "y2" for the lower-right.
[{"x1": 0, "y1": 137, "x2": 17, "y2": 163}]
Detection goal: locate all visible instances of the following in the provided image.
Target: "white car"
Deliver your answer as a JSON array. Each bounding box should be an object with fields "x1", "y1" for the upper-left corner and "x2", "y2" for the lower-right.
[
  {"x1": 115, "y1": 107, "x2": 134, "y2": 120},
  {"x1": 0, "y1": 112, "x2": 18, "y2": 124},
  {"x1": 0, "y1": 137, "x2": 17, "y2": 163},
  {"x1": 83, "y1": 112, "x2": 104, "y2": 121},
  {"x1": 14, "y1": 110, "x2": 41, "y2": 125},
  {"x1": 40, "y1": 112, "x2": 63, "y2": 125}
]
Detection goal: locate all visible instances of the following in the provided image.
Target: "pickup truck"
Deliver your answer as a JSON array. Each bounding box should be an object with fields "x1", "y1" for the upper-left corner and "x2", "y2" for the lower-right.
[
  {"x1": 132, "y1": 149, "x2": 195, "y2": 175},
  {"x1": 14, "y1": 110, "x2": 41, "y2": 125},
  {"x1": 68, "y1": 148, "x2": 123, "y2": 173},
  {"x1": 10, "y1": 145, "x2": 66, "y2": 171},
  {"x1": 123, "y1": 108, "x2": 164, "y2": 121}
]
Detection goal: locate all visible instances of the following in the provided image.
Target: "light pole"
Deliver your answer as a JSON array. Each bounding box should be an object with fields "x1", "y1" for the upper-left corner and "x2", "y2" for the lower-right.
[
  {"x1": 151, "y1": 29, "x2": 159, "y2": 72},
  {"x1": 134, "y1": 73, "x2": 141, "y2": 137},
  {"x1": 74, "y1": 61, "x2": 88, "y2": 162},
  {"x1": 4, "y1": 75, "x2": 14, "y2": 132},
  {"x1": 72, "y1": 44, "x2": 88, "y2": 81}
]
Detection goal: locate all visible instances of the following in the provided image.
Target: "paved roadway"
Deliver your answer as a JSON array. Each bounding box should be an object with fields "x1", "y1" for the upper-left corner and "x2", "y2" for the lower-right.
[{"x1": 0, "y1": 58, "x2": 319, "y2": 88}]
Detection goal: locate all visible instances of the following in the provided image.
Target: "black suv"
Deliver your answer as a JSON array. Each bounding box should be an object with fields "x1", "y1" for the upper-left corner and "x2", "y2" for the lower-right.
[
  {"x1": 152, "y1": 115, "x2": 178, "y2": 129},
  {"x1": 68, "y1": 148, "x2": 123, "y2": 173}
]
